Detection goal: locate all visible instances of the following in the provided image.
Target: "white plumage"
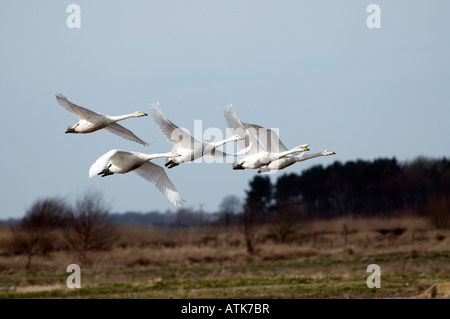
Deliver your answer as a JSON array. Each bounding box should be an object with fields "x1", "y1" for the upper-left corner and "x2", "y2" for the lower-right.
[
  {"x1": 223, "y1": 104, "x2": 310, "y2": 170},
  {"x1": 89, "y1": 149, "x2": 185, "y2": 207},
  {"x1": 56, "y1": 92, "x2": 149, "y2": 146},
  {"x1": 148, "y1": 103, "x2": 243, "y2": 168}
]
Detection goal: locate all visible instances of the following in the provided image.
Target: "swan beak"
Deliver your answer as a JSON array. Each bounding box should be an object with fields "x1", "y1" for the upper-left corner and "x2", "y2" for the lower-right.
[
  {"x1": 301, "y1": 146, "x2": 310, "y2": 151},
  {"x1": 173, "y1": 152, "x2": 180, "y2": 157},
  {"x1": 237, "y1": 135, "x2": 243, "y2": 140},
  {"x1": 140, "y1": 112, "x2": 148, "y2": 116}
]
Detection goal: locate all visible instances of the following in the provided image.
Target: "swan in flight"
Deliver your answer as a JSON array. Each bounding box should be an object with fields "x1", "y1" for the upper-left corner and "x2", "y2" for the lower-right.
[
  {"x1": 258, "y1": 150, "x2": 336, "y2": 173},
  {"x1": 223, "y1": 105, "x2": 310, "y2": 170},
  {"x1": 149, "y1": 103, "x2": 243, "y2": 168},
  {"x1": 89, "y1": 149, "x2": 185, "y2": 206},
  {"x1": 56, "y1": 92, "x2": 149, "y2": 146},
  {"x1": 235, "y1": 122, "x2": 336, "y2": 173}
]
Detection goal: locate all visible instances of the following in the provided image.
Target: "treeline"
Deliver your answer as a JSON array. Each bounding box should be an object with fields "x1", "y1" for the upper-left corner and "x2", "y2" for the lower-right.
[
  {"x1": 2, "y1": 156, "x2": 450, "y2": 265},
  {"x1": 246, "y1": 156, "x2": 450, "y2": 219}
]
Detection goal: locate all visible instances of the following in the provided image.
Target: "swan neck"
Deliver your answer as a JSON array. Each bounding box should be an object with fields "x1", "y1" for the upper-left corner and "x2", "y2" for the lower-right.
[
  {"x1": 108, "y1": 113, "x2": 137, "y2": 122},
  {"x1": 295, "y1": 152, "x2": 323, "y2": 162},
  {"x1": 143, "y1": 152, "x2": 173, "y2": 161},
  {"x1": 211, "y1": 137, "x2": 233, "y2": 147}
]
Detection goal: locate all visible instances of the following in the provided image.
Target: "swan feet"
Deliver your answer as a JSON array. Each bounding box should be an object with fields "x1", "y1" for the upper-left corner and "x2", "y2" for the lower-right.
[
  {"x1": 98, "y1": 164, "x2": 114, "y2": 177},
  {"x1": 65, "y1": 123, "x2": 79, "y2": 134},
  {"x1": 232, "y1": 162, "x2": 245, "y2": 170},
  {"x1": 165, "y1": 160, "x2": 180, "y2": 169}
]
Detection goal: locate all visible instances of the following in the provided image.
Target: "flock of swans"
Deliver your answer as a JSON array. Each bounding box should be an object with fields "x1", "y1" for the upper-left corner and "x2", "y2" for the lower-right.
[{"x1": 56, "y1": 92, "x2": 335, "y2": 207}]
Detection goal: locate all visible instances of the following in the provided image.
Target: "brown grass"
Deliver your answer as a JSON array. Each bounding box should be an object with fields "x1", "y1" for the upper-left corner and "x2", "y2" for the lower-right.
[
  {"x1": 0, "y1": 216, "x2": 447, "y2": 270},
  {"x1": 0, "y1": 216, "x2": 449, "y2": 298}
]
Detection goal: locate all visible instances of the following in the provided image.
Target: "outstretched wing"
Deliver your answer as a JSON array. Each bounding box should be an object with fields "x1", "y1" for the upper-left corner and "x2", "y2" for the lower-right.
[
  {"x1": 133, "y1": 161, "x2": 185, "y2": 207},
  {"x1": 55, "y1": 92, "x2": 101, "y2": 119},
  {"x1": 243, "y1": 123, "x2": 288, "y2": 153},
  {"x1": 104, "y1": 123, "x2": 149, "y2": 146},
  {"x1": 223, "y1": 104, "x2": 261, "y2": 156},
  {"x1": 148, "y1": 103, "x2": 197, "y2": 150}
]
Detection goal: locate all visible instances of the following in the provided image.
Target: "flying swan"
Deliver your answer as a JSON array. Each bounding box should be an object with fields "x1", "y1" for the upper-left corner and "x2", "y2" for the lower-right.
[
  {"x1": 259, "y1": 150, "x2": 336, "y2": 173},
  {"x1": 223, "y1": 105, "x2": 310, "y2": 170},
  {"x1": 236, "y1": 123, "x2": 336, "y2": 173},
  {"x1": 56, "y1": 92, "x2": 149, "y2": 146},
  {"x1": 89, "y1": 149, "x2": 185, "y2": 206},
  {"x1": 149, "y1": 103, "x2": 243, "y2": 168}
]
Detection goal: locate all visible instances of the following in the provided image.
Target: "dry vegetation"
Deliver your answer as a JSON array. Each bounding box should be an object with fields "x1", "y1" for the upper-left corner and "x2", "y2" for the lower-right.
[{"x1": 0, "y1": 216, "x2": 449, "y2": 299}]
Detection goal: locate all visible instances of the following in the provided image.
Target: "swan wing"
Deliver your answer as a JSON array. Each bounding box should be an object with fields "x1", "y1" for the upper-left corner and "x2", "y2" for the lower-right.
[
  {"x1": 88, "y1": 149, "x2": 122, "y2": 177},
  {"x1": 104, "y1": 123, "x2": 149, "y2": 146},
  {"x1": 133, "y1": 161, "x2": 185, "y2": 207},
  {"x1": 243, "y1": 123, "x2": 289, "y2": 153},
  {"x1": 204, "y1": 148, "x2": 233, "y2": 158},
  {"x1": 55, "y1": 92, "x2": 102, "y2": 119},
  {"x1": 223, "y1": 105, "x2": 260, "y2": 156},
  {"x1": 149, "y1": 103, "x2": 197, "y2": 150}
]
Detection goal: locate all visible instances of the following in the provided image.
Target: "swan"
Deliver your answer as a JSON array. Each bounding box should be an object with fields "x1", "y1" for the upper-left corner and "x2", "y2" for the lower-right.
[
  {"x1": 235, "y1": 123, "x2": 336, "y2": 173},
  {"x1": 258, "y1": 150, "x2": 336, "y2": 173},
  {"x1": 89, "y1": 149, "x2": 185, "y2": 206},
  {"x1": 148, "y1": 103, "x2": 243, "y2": 168},
  {"x1": 56, "y1": 92, "x2": 149, "y2": 146},
  {"x1": 223, "y1": 105, "x2": 310, "y2": 170}
]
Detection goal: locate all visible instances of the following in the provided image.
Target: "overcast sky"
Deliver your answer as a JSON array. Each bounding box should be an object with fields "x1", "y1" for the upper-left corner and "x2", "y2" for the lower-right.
[{"x1": 1, "y1": 1, "x2": 449, "y2": 219}]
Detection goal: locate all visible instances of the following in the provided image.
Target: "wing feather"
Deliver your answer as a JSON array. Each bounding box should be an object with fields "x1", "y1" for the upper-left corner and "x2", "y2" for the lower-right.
[
  {"x1": 148, "y1": 103, "x2": 197, "y2": 150},
  {"x1": 243, "y1": 123, "x2": 288, "y2": 153},
  {"x1": 55, "y1": 92, "x2": 102, "y2": 119},
  {"x1": 223, "y1": 105, "x2": 261, "y2": 156},
  {"x1": 133, "y1": 162, "x2": 185, "y2": 207},
  {"x1": 104, "y1": 123, "x2": 149, "y2": 146}
]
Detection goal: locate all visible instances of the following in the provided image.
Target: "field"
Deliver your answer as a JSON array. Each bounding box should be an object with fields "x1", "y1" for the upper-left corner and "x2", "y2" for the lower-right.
[{"x1": 0, "y1": 216, "x2": 449, "y2": 299}]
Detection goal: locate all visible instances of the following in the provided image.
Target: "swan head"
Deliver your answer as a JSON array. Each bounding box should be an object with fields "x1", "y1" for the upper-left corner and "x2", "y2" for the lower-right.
[
  {"x1": 170, "y1": 152, "x2": 181, "y2": 157},
  {"x1": 134, "y1": 111, "x2": 148, "y2": 117},
  {"x1": 322, "y1": 150, "x2": 336, "y2": 156}
]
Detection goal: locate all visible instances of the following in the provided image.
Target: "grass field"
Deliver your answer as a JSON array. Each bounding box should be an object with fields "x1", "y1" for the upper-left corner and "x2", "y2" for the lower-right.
[{"x1": 0, "y1": 216, "x2": 449, "y2": 299}]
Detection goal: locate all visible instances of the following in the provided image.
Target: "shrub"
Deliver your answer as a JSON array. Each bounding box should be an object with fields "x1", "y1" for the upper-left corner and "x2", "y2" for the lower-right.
[{"x1": 426, "y1": 192, "x2": 450, "y2": 230}]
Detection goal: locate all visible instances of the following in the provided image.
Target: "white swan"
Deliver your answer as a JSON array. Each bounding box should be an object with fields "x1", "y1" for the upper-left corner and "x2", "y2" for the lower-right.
[
  {"x1": 223, "y1": 105, "x2": 310, "y2": 170},
  {"x1": 236, "y1": 123, "x2": 336, "y2": 173},
  {"x1": 56, "y1": 92, "x2": 149, "y2": 146},
  {"x1": 149, "y1": 103, "x2": 243, "y2": 168},
  {"x1": 258, "y1": 150, "x2": 336, "y2": 173},
  {"x1": 89, "y1": 149, "x2": 185, "y2": 206}
]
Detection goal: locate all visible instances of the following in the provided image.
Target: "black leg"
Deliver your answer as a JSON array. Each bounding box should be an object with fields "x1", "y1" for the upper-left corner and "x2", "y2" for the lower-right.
[
  {"x1": 100, "y1": 172, "x2": 114, "y2": 177},
  {"x1": 167, "y1": 162, "x2": 180, "y2": 169},
  {"x1": 98, "y1": 164, "x2": 112, "y2": 176},
  {"x1": 165, "y1": 160, "x2": 174, "y2": 167}
]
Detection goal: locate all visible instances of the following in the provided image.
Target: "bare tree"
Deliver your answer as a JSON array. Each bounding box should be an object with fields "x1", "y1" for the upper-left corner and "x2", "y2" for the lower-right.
[
  {"x1": 65, "y1": 191, "x2": 118, "y2": 262},
  {"x1": 9, "y1": 198, "x2": 71, "y2": 269},
  {"x1": 241, "y1": 199, "x2": 259, "y2": 255},
  {"x1": 268, "y1": 203, "x2": 306, "y2": 243}
]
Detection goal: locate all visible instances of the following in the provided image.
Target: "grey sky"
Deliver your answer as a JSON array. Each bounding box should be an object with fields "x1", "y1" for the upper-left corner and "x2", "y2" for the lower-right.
[{"x1": 1, "y1": 1, "x2": 449, "y2": 219}]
